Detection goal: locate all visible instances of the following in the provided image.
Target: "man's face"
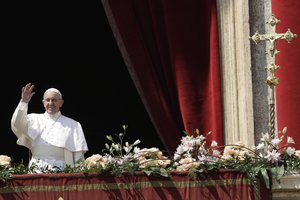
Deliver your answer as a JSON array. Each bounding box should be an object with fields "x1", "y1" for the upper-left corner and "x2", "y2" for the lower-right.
[{"x1": 42, "y1": 91, "x2": 64, "y2": 115}]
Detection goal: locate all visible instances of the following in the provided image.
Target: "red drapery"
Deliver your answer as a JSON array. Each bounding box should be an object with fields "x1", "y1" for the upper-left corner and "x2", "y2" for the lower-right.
[
  {"x1": 272, "y1": 0, "x2": 300, "y2": 147},
  {"x1": 0, "y1": 171, "x2": 270, "y2": 200},
  {"x1": 101, "y1": 0, "x2": 223, "y2": 154}
]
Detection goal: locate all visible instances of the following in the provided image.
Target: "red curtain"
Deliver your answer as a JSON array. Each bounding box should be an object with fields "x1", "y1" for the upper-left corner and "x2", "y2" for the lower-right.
[
  {"x1": 272, "y1": 0, "x2": 300, "y2": 147},
  {"x1": 101, "y1": 0, "x2": 223, "y2": 153}
]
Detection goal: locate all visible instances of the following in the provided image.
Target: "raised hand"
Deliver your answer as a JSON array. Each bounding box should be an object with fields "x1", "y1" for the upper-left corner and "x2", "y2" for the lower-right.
[{"x1": 21, "y1": 83, "x2": 35, "y2": 103}]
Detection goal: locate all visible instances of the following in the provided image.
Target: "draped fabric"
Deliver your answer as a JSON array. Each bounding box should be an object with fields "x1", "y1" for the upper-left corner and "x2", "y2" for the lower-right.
[
  {"x1": 101, "y1": 0, "x2": 223, "y2": 154},
  {"x1": 272, "y1": 0, "x2": 300, "y2": 147},
  {"x1": 0, "y1": 171, "x2": 270, "y2": 200}
]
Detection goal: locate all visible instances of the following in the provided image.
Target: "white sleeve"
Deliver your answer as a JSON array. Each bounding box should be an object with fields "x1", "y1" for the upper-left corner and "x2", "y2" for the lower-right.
[{"x1": 11, "y1": 101, "x2": 29, "y2": 138}]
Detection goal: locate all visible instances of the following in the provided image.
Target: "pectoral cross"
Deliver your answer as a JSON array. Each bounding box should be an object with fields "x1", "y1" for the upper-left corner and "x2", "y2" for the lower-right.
[{"x1": 250, "y1": 14, "x2": 297, "y2": 138}]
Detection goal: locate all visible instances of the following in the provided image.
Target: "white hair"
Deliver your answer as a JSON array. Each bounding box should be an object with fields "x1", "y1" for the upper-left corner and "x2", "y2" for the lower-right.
[{"x1": 44, "y1": 88, "x2": 63, "y2": 99}]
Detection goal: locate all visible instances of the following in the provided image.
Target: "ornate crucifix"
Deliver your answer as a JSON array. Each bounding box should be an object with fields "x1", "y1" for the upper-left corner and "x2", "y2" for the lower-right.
[{"x1": 250, "y1": 14, "x2": 297, "y2": 138}]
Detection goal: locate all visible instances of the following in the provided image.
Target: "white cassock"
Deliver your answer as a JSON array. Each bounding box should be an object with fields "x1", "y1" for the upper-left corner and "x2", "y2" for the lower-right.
[{"x1": 11, "y1": 101, "x2": 89, "y2": 172}]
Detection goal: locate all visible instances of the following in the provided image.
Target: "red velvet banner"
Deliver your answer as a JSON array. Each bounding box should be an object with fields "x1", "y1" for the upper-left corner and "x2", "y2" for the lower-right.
[
  {"x1": 272, "y1": 0, "x2": 300, "y2": 147},
  {"x1": 0, "y1": 171, "x2": 270, "y2": 200}
]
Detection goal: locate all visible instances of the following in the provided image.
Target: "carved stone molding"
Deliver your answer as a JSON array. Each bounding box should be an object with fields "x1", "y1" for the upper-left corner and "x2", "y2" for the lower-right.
[{"x1": 272, "y1": 172, "x2": 300, "y2": 200}]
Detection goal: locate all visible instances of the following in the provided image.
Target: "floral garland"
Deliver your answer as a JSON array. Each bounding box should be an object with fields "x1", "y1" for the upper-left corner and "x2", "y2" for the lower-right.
[{"x1": 1, "y1": 125, "x2": 300, "y2": 189}]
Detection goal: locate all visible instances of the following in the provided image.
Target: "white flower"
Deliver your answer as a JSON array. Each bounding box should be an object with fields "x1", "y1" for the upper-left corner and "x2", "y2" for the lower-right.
[
  {"x1": 139, "y1": 159, "x2": 171, "y2": 168},
  {"x1": 295, "y1": 150, "x2": 300, "y2": 158},
  {"x1": 270, "y1": 138, "x2": 281, "y2": 146},
  {"x1": 212, "y1": 150, "x2": 220, "y2": 156},
  {"x1": 287, "y1": 137, "x2": 295, "y2": 144},
  {"x1": 222, "y1": 146, "x2": 238, "y2": 159},
  {"x1": 176, "y1": 157, "x2": 198, "y2": 171},
  {"x1": 113, "y1": 144, "x2": 120, "y2": 151},
  {"x1": 174, "y1": 145, "x2": 187, "y2": 160},
  {"x1": 123, "y1": 146, "x2": 132, "y2": 153},
  {"x1": 256, "y1": 142, "x2": 265, "y2": 150},
  {"x1": 85, "y1": 154, "x2": 109, "y2": 169},
  {"x1": 134, "y1": 147, "x2": 171, "y2": 169},
  {"x1": 133, "y1": 139, "x2": 141, "y2": 146},
  {"x1": 211, "y1": 140, "x2": 218, "y2": 147},
  {"x1": 0, "y1": 155, "x2": 11, "y2": 166},
  {"x1": 266, "y1": 150, "x2": 281, "y2": 163},
  {"x1": 286, "y1": 147, "x2": 295, "y2": 156},
  {"x1": 261, "y1": 133, "x2": 270, "y2": 142},
  {"x1": 133, "y1": 146, "x2": 140, "y2": 154},
  {"x1": 221, "y1": 142, "x2": 253, "y2": 160}
]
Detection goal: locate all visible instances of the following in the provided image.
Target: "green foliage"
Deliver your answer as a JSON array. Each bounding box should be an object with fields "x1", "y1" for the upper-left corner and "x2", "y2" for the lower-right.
[
  {"x1": 142, "y1": 166, "x2": 170, "y2": 177},
  {"x1": 106, "y1": 159, "x2": 139, "y2": 177},
  {"x1": 0, "y1": 166, "x2": 12, "y2": 183},
  {"x1": 0, "y1": 160, "x2": 29, "y2": 183}
]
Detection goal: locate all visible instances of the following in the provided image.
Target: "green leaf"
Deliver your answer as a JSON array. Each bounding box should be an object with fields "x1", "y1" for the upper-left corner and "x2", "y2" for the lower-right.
[
  {"x1": 270, "y1": 165, "x2": 285, "y2": 182},
  {"x1": 143, "y1": 170, "x2": 152, "y2": 176},
  {"x1": 260, "y1": 168, "x2": 270, "y2": 189},
  {"x1": 159, "y1": 168, "x2": 169, "y2": 177}
]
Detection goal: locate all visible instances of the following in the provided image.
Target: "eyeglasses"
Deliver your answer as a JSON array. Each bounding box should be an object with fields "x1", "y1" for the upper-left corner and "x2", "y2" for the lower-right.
[{"x1": 42, "y1": 98, "x2": 62, "y2": 103}]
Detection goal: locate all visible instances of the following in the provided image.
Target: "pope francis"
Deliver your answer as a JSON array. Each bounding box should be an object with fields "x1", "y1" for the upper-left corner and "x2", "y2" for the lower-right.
[{"x1": 11, "y1": 83, "x2": 89, "y2": 172}]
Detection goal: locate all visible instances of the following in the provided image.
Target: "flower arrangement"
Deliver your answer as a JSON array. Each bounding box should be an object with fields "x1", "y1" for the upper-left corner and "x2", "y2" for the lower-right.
[
  {"x1": 1, "y1": 125, "x2": 300, "y2": 190},
  {"x1": 0, "y1": 155, "x2": 29, "y2": 182},
  {"x1": 85, "y1": 126, "x2": 300, "y2": 188},
  {"x1": 84, "y1": 125, "x2": 171, "y2": 177},
  {"x1": 0, "y1": 155, "x2": 12, "y2": 182},
  {"x1": 82, "y1": 125, "x2": 300, "y2": 189},
  {"x1": 173, "y1": 130, "x2": 220, "y2": 172}
]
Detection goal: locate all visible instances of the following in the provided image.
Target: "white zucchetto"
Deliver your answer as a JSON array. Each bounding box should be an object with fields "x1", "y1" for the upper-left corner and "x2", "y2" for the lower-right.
[{"x1": 44, "y1": 88, "x2": 63, "y2": 99}]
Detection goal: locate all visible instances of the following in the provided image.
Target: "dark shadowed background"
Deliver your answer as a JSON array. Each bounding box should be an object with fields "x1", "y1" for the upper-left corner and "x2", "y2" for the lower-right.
[{"x1": 2, "y1": 0, "x2": 165, "y2": 164}]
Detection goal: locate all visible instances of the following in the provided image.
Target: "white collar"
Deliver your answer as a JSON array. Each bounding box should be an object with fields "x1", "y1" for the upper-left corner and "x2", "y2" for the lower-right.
[{"x1": 44, "y1": 111, "x2": 61, "y2": 120}]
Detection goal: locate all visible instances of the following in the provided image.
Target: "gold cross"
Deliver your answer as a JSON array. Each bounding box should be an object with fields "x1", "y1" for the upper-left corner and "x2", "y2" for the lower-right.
[
  {"x1": 250, "y1": 14, "x2": 297, "y2": 137},
  {"x1": 250, "y1": 14, "x2": 297, "y2": 59}
]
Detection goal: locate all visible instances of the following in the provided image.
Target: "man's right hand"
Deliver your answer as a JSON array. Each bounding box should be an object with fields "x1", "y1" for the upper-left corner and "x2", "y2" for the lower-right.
[{"x1": 21, "y1": 83, "x2": 35, "y2": 103}]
